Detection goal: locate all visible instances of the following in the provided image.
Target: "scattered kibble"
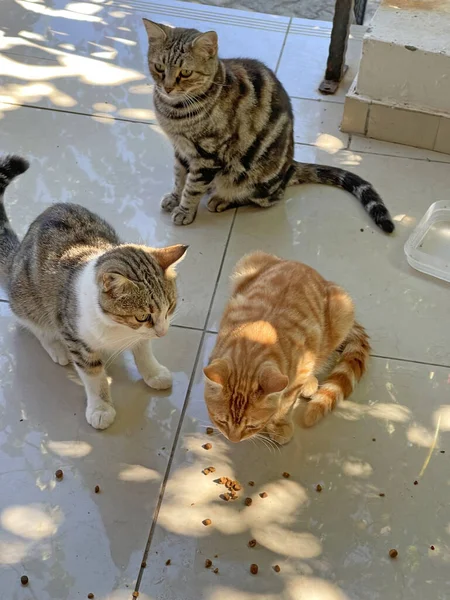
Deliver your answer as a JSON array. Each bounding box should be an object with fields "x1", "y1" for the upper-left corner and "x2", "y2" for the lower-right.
[
  {"x1": 379, "y1": 493, "x2": 385, "y2": 497},
  {"x1": 360, "y1": 228, "x2": 364, "y2": 233},
  {"x1": 245, "y1": 497, "x2": 253, "y2": 506},
  {"x1": 430, "y1": 545, "x2": 435, "y2": 550},
  {"x1": 213, "y1": 568, "x2": 219, "y2": 574},
  {"x1": 250, "y1": 564, "x2": 258, "y2": 575},
  {"x1": 141, "y1": 561, "x2": 147, "y2": 568},
  {"x1": 55, "y1": 469, "x2": 63, "y2": 481},
  {"x1": 94, "y1": 485, "x2": 100, "y2": 494},
  {"x1": 260, "y1": 492, "x2": 268, "y2": 498},
  {"x1": 214, "y1": 554, "x2": 218, "y2": 558},
  {"x1": 88, "y1": 594, "x2": 94, "y2": 599},
  {"x1": 205, "y1": 559, "x2": 212, "y2": 568},
  {"x1": 222, "y1": 493, "x2": 231, "y2": 502},
  {"x1": 316, "y1": 484, "x2": 323, "y2": 492},
  {"x1": 248, "y1": 539, "x2": 257, "y2": 548},
  {"x1": 203, "y1": 443, "x2": 212, "y2": 450},
  {"x1": 282, "y1": 472, "x2": 290, "y2": 479},
  {"x1": 233, "y1": 482, "x2": 241, "y2": 491},
  {"x1": 440, "y1": 450, "x2": 445, "y2": 454},
  {"x1": 203, "y1": 467, "x2": 216, "y2": 475},
  {"x1": 165, "y1": 559, "x2": 171, "y2": 566},
  {"x1": 248, "y1": 481, "x2": 255, "y2": 486},
  {"x1": 206, "y1": 427, "x2": 214, "y2": 435},
  {"x1": 372, "y1": 438, "x2": 376, "y2": 442},
  {"x1": 20, "y1": 575, "x2": 29, "y2": 586},
  {"x1": 389, "y1": 549, "x2": 398, "y2": 559},
  {"x1": 203, "y1": 519, "x2": 212, "y2": 526},
  {"x1": 273, "y1": 565, "x2": 281, "y2": 573},
  {"x1": 414, "y1": 480, "x2": 418, "y2": 485},
  {"x1": 132, "y1": 592, "x2": 139, "y2": 599}
]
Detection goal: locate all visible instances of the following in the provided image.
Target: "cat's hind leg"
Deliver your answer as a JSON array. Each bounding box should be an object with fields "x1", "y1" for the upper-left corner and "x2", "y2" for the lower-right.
[{"x1": 18, "y1": 319, "x2": 70, "y2": 366}]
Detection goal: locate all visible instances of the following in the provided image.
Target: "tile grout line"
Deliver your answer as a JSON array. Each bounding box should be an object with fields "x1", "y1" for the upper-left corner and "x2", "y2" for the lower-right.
[
  {"x1": 274, "y1": 17, "x2": 292, "y2": 74},
  {"x1": 133, "y1": 208, "x2": 238, "y2": 596},
  {"x1": 370, "y1": 353, "x2": 450, "y2": 370}
]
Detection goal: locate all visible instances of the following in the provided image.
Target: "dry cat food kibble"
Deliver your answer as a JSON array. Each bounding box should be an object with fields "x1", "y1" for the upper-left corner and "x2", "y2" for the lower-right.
[
  {"x1": 248, "y1": 539, "x2": 257, "y2": 548},
  {"x1": 165, "y1": 559, "x2": 171, "y2": 566},
  {"x1": 245, "y1": 497, "x2": 253, "y2": 506},
  {"x1": 213, "y1": 568, "x2": 219, "y2": 574},
  {"x1": 282, "y1": 472, "x2": 290, "y2": 478},
  {"x1": 20, "y1": 575, "x2": 29, "y2": 586},
  {"x1": 414, "y1": 480, "x2": 418, "y2": 485},
  {"x1": 55, "y1": 469, "x2": 64, "y2": 481},
  {"x1": 203, "y1": 467, "x2": 216, "y2": 475},
  {"x1": 141, "y1": 561, "x2": 147, "y2": 568},
  {"x1": 273, "y1": 565, "x2": 281, "y2": 573},
  {"x1": 205, "y1": 559, "x2": 212, "y2": 568},
  {"x1": 206, "y1": 427, "x2": 214, "y2": 435},
  {"x1": 316, "y1": 484, "x2": 323, "y2": 492},
  {"x1": 94, "y1": 485, "x2": 100, "y2": 494},
  {"x1": 132, "y1": 593, "x2": 139, "y2": 599},
  {"x1": 389, "y1": 549, "x2": 398, "y2": 559},
  {"x1": 248, "y1": 481, "x2": 255, "y2": 486},
  {"x1": 430, "y1": 545, "x2": 435, "y2": 550},
  {"x1": 250, "y1": 564, "x2": 258, "y2": 575},
  {"x1": 88, "y1": 595, "x2": 94, "y2": 599},
  {"x1": 260, "y1": 492, "x2": 268, "y2": 498},
  {"x1": 379, "y1": 493, "x2": 385, "y2": 497},
  {"x1": 203, "y1": 519, "x2": 212, "y2": 526},
  {"x1": 203, "y1": 443, "x2": 212, "y2": 450},
  {"x1": 222, "y1": 493, "x2": 231, "y2": 502}
]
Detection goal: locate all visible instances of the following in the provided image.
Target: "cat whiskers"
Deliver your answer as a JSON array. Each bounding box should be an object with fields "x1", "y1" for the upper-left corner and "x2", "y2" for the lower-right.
[{"x1": 103, "y1": 334, "x2": 141, "y2": 370}]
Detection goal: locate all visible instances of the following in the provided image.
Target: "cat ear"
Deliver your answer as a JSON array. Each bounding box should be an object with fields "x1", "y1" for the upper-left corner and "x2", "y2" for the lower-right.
[
  {"x1": 102, "y1": 273, "x2": 137, "y2": 298},
  {"x1": 192, "y1": 30, "x2": 218, "y2": 59},
  {"x1": 142, "y1": 19, "x2": 168, "y2": 42},
  {"x1": 258, "y1": 363, "x2": 288, "y2": 395},
  {"x1": 204, "y1": 359, "x2": 229, "y2": 387},
  {"x1": 153, "y1": 244, "x2": 188, "y2": 272}
]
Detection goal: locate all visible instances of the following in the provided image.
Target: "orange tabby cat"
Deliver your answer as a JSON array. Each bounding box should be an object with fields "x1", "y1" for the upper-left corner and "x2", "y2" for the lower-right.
[{"x1": 204, "y1": 251, "x2": 370, "y2": 444}]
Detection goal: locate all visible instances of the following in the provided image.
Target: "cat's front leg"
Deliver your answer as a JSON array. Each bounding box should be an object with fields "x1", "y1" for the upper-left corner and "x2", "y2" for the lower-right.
[
  {"x1": 72, "y1": 354, "x2": 116, "y2": 430},
  {"x1": 171, "y1": 160, "x2": 220, "y2": 226},
  {"x1": 265, "y1": 418, "x2": 294, "y2": 445},
  {"x1": 132, "y1": 340, "x2": 172, "y2": 390},
  {"x1": 161, "y1": 152, "x2": 188, "y2": 213}
]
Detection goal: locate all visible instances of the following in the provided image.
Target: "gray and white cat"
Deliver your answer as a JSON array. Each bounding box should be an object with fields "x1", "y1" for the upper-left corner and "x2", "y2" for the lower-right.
[
  {"x1": 0, "y1": 155, "x2": 187, "y2": 429},
  {"x1": 143, "y1": 20, "x2": 394, "y2": 233}
]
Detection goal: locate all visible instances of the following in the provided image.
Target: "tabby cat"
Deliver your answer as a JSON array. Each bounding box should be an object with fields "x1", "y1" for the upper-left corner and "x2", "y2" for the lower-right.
[
  {"x1": 0, "y1": 155, "x2": 187, "y2": 429},
  {"x1": 143, "y1": 19, "x2": 394, "y2": 232},
  {"x1": 204, "y1": 251, "x2": 370, "y2": 444}
]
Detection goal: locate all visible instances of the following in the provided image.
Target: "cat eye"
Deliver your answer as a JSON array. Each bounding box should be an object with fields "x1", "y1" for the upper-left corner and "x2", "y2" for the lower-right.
[
  {"x1": 154, "y1": 63, "x2": 165, "y2": 73},
  {"x1": 246, "y1": 424, "x2": 260, "y2": 431},
  {"x1": 135, "y1": 314, "x2": 153, "y2": 324},
  {"x1": 180, "y1": 69, "x2": 192, "y2": 78}
]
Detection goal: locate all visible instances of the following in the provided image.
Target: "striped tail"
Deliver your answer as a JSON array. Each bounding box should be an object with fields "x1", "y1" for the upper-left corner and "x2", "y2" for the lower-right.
[
  {"x1": 303, "y1": 322, "x2": 371, "y2": 427},
  {"x1": 0, "y1": 155, "x2": 29, "y2": 274},
  {"x1": 289, "y1": 161, "x2": 395, "y2": 234}
]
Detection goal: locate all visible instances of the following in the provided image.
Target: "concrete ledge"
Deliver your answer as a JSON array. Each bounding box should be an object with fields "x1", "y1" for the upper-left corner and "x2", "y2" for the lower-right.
[{"x1": 342, "y1": 79, "x2": 450, "y2": 154}]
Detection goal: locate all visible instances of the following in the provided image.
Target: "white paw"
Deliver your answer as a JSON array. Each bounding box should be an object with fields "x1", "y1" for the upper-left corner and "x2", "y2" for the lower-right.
[
  {"x1": 86, "y1": 402, "x2": 116, "y2": 430},
  {"x1": 145, "y1": 366, "x2": 173, "y2": 390},
  {"x1": 45, "y1": 340, "x2": 70, "y2": 366},
  {"x1": 171, "y1": 206, "x2": 196, "y2": 226},
  {"x1": 161, "y1": 192, "x2": 179, "y2": 212},
  {"x1": 207, "y1": 196, "x2": 230, "y2": 213}
]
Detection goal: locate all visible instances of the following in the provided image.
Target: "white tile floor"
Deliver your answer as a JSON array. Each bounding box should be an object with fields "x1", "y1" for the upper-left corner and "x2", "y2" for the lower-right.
[{"x1": 1, "y1": 1, "x2": 449, "y2": 599}]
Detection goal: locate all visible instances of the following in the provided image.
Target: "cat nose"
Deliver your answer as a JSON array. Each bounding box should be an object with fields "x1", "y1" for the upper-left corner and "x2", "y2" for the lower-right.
[
  {"x1": 155, "y1": 323, "x2": 169, "y2": 338},
  {"x1": 164, "y1": 85, "x2": 175, "y2": 94}
]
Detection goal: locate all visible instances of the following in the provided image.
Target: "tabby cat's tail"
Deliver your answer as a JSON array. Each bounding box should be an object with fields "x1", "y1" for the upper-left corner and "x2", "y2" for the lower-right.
[
  {"x1": 303, "y1": 322, "x2": 371, "y2": 427},
  {"x1": 290, "y1": 161, "x2": 395, "y2": 234},
  {"x1": 0, "y1": 155, "x2": 29, "y2": 273}
]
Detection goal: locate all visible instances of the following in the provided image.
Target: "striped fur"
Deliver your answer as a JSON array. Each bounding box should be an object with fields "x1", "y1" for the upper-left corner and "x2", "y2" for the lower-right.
[
  {"x1": 203, "y1": 251, "x2": 370, "y2": 444},
  {"x1": 143, "y1": 20, "x2": 394, "y2": 233},
  {"x1": 0, "y1": 155, "x2": 187, "y2": 429}
]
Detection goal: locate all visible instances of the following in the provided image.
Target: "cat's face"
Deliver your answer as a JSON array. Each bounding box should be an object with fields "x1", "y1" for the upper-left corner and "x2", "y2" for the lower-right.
[
  {"x1": 96, "y1": 244, "x2": 187, "y2": 339},
  {"x1": 203, "y1": 359, "x2": 288, "y2": 442},
  {"x1": 143, "y1": 19, "x2": 218, "y2": 99}
]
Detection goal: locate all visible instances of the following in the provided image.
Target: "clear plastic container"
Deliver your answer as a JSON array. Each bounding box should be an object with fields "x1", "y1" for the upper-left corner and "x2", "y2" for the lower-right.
[{"x1": 404, "y1": 201, "x2": 450, "y2": 283}]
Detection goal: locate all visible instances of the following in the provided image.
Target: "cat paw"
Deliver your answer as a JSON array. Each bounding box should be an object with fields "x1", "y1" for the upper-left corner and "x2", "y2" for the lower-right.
[
  {"x1": 207, "y1": 196, "x2": 231, "y2": 213},
  {"x1": 266, "y1": 420, "x2": 294, "y2": 445},
  {"x1": 44, "y1": 340, "x2": 70, "y2": 366},
  {"x1": 161, "y1": 192, "x2": 180, "y2": 212},
  {"x1": 144, "y1": 366, "x2": 173, "y2": 390},
  {"x1": 86, "y1": 402, "x2": 116, "y2": 430},
  {"x1": 171, "y1": 206, "x2": 196, "y2": 226},
  {"x1": 300, "y1": 376, "x2": 319, "y2": 398}
]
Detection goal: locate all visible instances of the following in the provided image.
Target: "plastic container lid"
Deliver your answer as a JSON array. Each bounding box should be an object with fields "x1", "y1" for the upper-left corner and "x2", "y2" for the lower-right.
[{"x1": 404, "y1": 201, "x2": 450, "y2": 283}]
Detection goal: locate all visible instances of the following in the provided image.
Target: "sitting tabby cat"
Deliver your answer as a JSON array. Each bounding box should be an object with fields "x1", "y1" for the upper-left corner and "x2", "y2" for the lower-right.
[
  {"x1": 143, "y1": 19, "x2": 394, "y2": 233},
  {"x1": 0, "y1": 155, "x2": 187, "y2": 430},
  {"x1": 204, "y1": 251, "x2": 370, "y2": 444}
]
